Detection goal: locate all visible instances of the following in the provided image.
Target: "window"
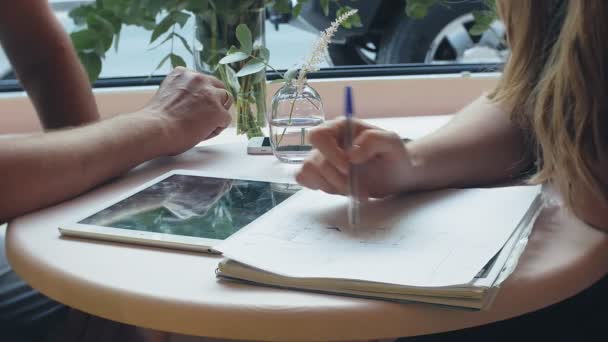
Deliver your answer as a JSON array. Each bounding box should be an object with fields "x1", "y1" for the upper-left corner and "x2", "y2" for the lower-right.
[{"x1": 0, "y1": 0, "x2": 505, "y2": 88}]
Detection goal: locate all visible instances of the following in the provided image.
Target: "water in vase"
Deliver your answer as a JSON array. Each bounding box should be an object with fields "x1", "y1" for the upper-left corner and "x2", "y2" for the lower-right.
[{"x1": 269, "y1": 116, "x2": 324, "y2": 163}]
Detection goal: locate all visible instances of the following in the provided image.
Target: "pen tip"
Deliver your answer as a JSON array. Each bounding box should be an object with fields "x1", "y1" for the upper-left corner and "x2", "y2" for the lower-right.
[{"x1": 344, "y1": 86, "x2": 354, "y2": 117}]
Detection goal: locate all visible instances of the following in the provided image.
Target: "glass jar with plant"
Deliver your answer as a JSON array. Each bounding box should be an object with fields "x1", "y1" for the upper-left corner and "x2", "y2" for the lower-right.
[
  {"x1": 194, "y1": 1, "x2": 267, "y2": 138},
  {"x1": 266, "y1": 9, "x2": 358, "y2": 163},
  {"x1": 67, "y1": 0, "x2": 362, "y2": 139}
]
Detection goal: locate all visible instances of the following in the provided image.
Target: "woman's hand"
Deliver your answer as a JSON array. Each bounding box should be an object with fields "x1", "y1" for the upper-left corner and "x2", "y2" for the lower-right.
[
  {"x1": 141, "y1": 67, "x2": 233, "y2": 156},
  {"x1": 296, "y1": 119, "x2": 418, "y2": 199}
]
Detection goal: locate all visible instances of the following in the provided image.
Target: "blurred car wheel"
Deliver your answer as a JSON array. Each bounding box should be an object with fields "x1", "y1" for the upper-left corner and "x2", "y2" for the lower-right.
[{"x1": 377, "y1": 2, "x2": 507, "y2": 65}]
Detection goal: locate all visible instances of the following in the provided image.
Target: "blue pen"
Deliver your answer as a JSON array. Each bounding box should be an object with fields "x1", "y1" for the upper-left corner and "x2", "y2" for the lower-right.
[{"x1": 344, "y1": 86, "x2": 359, "y2": 227}]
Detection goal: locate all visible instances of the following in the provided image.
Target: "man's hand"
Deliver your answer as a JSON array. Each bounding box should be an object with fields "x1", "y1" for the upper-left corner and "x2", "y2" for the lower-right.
[{"x1": 141, "y1": 67, "x2": 233, "y2": 156}]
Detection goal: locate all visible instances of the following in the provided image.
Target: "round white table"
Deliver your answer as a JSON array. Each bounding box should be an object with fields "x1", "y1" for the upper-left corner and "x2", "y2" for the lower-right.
[{"x1": 7, "y1": 117, "x2": 608, "y2": 341}]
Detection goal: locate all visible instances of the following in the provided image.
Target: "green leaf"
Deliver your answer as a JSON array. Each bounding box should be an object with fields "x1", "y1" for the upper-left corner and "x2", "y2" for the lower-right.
[
  {"x1": 470, "y1": 10, "x2": 495, "y2": 36},
  {"x1": 113, "y1": 27, "x2": 121, "y2": 52},
  {"x1": 293, "y1": 3, "x2": 303, "y2": 18},
  {"x1": 101, "y1": 0, "x2": 123, "y2": 12},
  {"x1": 87, "y1": 13, "x2": 115, "y2": 52},
  {"x1": 236, "y1": 24, "x2": 253, "y2": 55},
  {"x1": 173, "y1": 11, "x2": 191, "y2": 28},
  {"x1": 320, "y1": 0, "x2": 330, "y2": 16},
  {"x1": 94, "y1": 9, "x2": 122, "y2": 52},
  {"x1": 227, "y1": 46, "x2": 240, "y2": 54},
  {"x1": 337, "y1": 6, "x2": 361, "y2": 28},
  {"x1": 482, "y1": 0, "x2": 496, "y2": 12},
  {"x1": 273, "y1": 0, "x2": 291, "y2": 14},
  {"x1": 223, "y1": 64, "x2": 240, "y2": 94},
  {"x1": 149, "y1": 32, "x2": 175, "y2": 50},
  {"x1": 235, "y1": 61, "x2": 265, "y2": 77},
  {"x1": 88, "y1": 12, "x2": 115, "y2": 35},
  {"x1": 350, "y1": 13, "x2": 363, "y2": 28},
  {"x1": 175, "y1": 1, "x2": 190, "y2": 11},
  {"x1": 405, "y1": 0, "x2": 441, "y2": 19},
  {"x1": 174, "y1": 32, "x2": 193, "y2": 54},
  {"x1": 71, "y1": 29, "x2": 99, "y2": 51},
  {"x1": 78, "y1": 52, "x2": 102, "y2": 83},
  {"x1": 258, "y1": 47, "x2": 270, "y2": 63},
  {"x1": 170, "y1": 54, "x2": 187, "y2": 68},
  {"x1": 219, "y1": 52, "x2": 250, "y2": 64},
  {"x1": 152, "y1": 54, "x2": 172, "y2": 74},
  {"x1": 186, "y1": 0, "x2": 208, "y2": 12},
  {"x1": 69, "y1": 5, "x2": 96, "y2": 26},
  {"x1": 406, "y1": 4, "x2": 428, "y2": 19},
  {"x1": 150, "y1": 15, "x2": 176, "y2": 43},
  {"x1": 141, "y1": 17, "x2": 157, "y2": 30},
  {"x1": 98, "y1": 9, "x2": 121, "y2": 33}
]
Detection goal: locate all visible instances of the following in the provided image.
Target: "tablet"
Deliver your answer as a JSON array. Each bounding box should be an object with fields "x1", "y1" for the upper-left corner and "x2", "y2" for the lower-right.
[{"x1": 59, "y1": 170, "x2": 300, "y2": 253}]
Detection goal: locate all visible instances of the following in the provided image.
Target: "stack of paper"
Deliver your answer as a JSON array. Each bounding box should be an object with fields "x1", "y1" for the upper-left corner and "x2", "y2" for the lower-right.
[{"x1": 215, "y1": 186, "x2": 542, "y2": 310}]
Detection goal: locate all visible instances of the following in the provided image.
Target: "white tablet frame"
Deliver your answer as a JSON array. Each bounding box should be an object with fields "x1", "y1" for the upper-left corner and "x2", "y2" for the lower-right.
[{"x1": 59, "y1": 169, "x2": 298, "y2": 254}]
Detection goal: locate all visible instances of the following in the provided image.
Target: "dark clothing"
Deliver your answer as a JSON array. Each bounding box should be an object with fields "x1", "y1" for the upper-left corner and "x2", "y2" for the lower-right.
[
  {"x1": 399, "y1": 274, "x2": 608, "y2": 342},
  {"x1": 1, "y1": 232, "x2": 67, "y2": 342}
]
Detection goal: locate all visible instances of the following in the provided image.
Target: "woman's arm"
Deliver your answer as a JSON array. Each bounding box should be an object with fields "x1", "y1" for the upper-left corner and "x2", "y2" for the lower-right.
[
  {"x1": 0, "y1": 0, "x2": 99, "y2": 129},
  {"x1": 297, "y1": 95, "x2": 535, "y2": 197},
  {"x1": 406, "y1": 95, "x2": 535, "y2": 191},
  {"x1": 570, "y1": 160, "x2": 608, "y2": 232}
]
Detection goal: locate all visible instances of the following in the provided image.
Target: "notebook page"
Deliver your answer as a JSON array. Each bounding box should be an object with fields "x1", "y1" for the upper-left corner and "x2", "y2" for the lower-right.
[{"x1": 217, "y1": 186, "x2": 540, "y2": 287}]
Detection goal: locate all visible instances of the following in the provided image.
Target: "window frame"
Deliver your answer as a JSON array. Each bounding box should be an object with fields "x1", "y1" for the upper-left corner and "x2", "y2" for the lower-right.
[{"x1": 0, "y1": 63, "x2": 502, "y2": 93}]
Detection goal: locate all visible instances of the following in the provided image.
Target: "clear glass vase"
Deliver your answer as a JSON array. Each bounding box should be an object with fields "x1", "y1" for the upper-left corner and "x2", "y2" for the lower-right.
[
  {"x1": 193, "y1": 1, "x2": 266, "y2": 138},
  {"x1": 269, "y1": 81, "x2": 325, "y2": 163}
]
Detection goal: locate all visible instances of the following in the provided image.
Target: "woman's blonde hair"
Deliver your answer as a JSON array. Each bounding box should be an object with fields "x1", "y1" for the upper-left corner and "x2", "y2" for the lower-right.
[{"x1": 492, "y1": 0, "x2": 608, "y2": 205}]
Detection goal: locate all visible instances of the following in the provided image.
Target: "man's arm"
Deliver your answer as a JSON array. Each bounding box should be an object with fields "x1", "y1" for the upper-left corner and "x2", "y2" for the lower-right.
[
  {"x1": 0, "y1": 67, "x2": 233, "y2": 222},
  {"x1": 0, "y1": 113, "x2": 167, "y2": 221},
  {"x1": 0, "y1": 0, "x2": 99, "y2": 129}
]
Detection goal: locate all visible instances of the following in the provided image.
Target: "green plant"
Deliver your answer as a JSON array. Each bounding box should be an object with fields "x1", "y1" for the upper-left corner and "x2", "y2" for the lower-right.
[
  {"x1": 68, "y1": 0, "x2": 363, "y2": 82},
  {"x1": 68, "y1": 0, "x2": 495, "y2": 137},
  {"x1": 405, "y1": 0, "x2": 497, "y2": 35},
  {"x1": 69, "y1": 0, "x2": 496, "y2": 82}
]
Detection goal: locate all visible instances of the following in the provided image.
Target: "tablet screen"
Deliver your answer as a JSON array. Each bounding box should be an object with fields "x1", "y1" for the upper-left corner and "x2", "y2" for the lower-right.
[{"x1": 79, "y1": 175, "x2": 299, "y2": 240}]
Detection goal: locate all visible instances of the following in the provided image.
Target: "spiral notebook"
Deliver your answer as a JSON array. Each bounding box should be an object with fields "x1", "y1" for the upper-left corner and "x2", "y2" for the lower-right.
[{"x1": 215, "y1": 186, "x2": 543, "y2": 310}]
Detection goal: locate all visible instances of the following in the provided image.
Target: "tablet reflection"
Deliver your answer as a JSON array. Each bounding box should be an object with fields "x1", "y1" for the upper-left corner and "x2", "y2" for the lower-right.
[{"x1": 80, "y1": 175, "x2": 299, "y2": 240}]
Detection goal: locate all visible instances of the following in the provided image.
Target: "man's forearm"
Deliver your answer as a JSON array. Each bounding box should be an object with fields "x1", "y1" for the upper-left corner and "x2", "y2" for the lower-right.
[
  {"x1": 0, "y1": 112, "x2": 168, "y2": 221},
  {"x1": 407, "y1": 95, "x2": 534, "y2": 191},
  {"x1": 0, "y1": 0, "x2": 100, "y2": 129},
  {"x1": 19, "y1": 40, "x2": 100, "y2": 129}
]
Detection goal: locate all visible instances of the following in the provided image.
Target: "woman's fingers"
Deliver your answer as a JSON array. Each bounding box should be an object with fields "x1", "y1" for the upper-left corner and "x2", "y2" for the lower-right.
[
  {"x1": 349, "y1": 129, "x2": 403, "y2": 164},
  {"x1": 296, "y1": 152, "x2": 344, "y2": 195},
  {"x1": 309, "y1": 119, "x2": 377, "y2": 174},
  {"x1": 309, "y1": 124, "x2": 349, "y2": 175},
  {"x1": 312, "y1": 152, "x2": 348, "y2": 194},
  {"x1": 299, "y1": 119, "x2": 405, "y2": 199}
]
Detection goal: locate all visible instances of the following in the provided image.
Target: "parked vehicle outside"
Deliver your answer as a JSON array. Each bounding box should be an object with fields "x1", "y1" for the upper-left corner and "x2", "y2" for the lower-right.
[{"x1": 295, "y1": 0, "x2": 507, "y2": 66}]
